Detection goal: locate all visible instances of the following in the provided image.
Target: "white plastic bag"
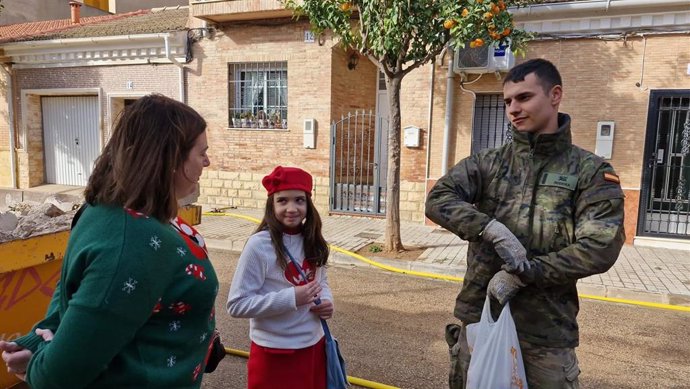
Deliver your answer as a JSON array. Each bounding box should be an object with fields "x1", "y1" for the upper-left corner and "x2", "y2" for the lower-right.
[{"x1": 465, "y1": 296, "x2": 528, "y2": 389}]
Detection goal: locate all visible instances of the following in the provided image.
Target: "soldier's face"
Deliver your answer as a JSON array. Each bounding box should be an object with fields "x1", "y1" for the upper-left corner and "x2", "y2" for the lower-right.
[{"x1": 503, "y1": 73, "x2": 562, "y2": 135}]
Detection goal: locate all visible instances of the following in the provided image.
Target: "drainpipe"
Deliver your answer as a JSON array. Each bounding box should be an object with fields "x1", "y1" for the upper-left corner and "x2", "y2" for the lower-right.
[
  {"x1": 459, "y1": 78, "x2": 481, "y2": 155},
  {"x1": 0, "y1": 65, "x2": 17, "y2": 188},
  {"x1": 163, "y1": 34, "x2": 185, "y2": 103},
  {"x1": 425, "y1": 58, "x2": 436, "y2": 182},
  {"x1": 442, "y1": 47, "x2": 455, "y2": 176}
]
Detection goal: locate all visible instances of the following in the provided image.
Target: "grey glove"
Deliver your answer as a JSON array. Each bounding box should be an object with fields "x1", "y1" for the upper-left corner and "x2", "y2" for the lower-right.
[
  {"x1": 481, "y1": 219, "x2": 530, "y2": 274},
  {"x1": 487, "y1": 270, "x2": 526, "y2": 305}
]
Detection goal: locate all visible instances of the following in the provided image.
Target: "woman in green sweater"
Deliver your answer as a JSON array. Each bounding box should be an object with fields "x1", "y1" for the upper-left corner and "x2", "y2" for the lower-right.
[{"x1": 0, "y1": 94, "x2": 217, "y2": 388}]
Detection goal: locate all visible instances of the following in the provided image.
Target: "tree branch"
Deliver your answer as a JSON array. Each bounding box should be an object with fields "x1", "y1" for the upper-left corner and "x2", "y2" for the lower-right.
[
  {"x1": 396, "y1": 34, "x2": 411, "y2": 74},
  {"x1": 401, "y1": 42, "x2": 447, "y2": 77}
]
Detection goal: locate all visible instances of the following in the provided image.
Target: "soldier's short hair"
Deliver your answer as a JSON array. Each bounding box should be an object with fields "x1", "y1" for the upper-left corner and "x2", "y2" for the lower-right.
[{"x1": 504, "y1": 58, "x2": 562, "y2": 94}]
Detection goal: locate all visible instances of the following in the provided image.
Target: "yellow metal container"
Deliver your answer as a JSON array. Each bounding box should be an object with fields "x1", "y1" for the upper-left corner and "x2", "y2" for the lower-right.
[
  {"x1": 178, "y1": 204, "x2": 202, "y2": 226},
  {"x1": 0, "y1": 231, "x2": 69, "y2": 389}
]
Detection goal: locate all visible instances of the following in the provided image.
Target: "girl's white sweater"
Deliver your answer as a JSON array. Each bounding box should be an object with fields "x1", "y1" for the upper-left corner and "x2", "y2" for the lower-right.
[{"x1": 226, "y1": 230, "x2": 333, "y2": 349}]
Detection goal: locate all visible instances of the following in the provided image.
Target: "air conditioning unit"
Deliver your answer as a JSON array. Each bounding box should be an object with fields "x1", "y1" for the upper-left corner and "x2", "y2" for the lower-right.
[{"x1": 453, "y1": 43, "x2": 515, "y2": 74}]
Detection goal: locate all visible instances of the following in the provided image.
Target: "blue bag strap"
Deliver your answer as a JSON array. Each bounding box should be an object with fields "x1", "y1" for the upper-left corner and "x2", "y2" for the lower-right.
[
  {"x1": 320, "y1": 318, "x2": 331, "y2": 338},
  {"x1": 282, "y1": 245, "x2": 334, "y2": 338},
  {"x1": 283, "y1": 244, "x2": 321, "y2": 306}
]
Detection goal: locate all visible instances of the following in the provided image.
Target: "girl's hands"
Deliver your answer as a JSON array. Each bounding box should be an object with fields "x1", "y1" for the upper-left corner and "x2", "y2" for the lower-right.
[
  {"x1": 294, "y1": 280, "x2": 322, "y2": 306},
  {"x1": 309, "y1": 299, "x2": 334, "y2": 319}
]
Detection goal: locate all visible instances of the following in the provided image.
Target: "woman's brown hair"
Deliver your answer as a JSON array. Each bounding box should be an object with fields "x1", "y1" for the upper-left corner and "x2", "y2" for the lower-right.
[
  {"x1": 256, "y1": 195, "x2": 329, "y2": 268},
  {"x1": 84, "y1": 94, "x2": 207, "y2": 222}
]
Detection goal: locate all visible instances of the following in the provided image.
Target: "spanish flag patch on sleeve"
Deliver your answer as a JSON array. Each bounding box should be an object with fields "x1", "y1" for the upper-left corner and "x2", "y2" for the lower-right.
[{"x1": 603, "y1": 172, "x2": 620, "y2": 184}]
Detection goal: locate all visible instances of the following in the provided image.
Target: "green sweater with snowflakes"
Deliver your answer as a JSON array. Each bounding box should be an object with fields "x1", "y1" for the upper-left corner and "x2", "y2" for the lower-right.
[{"x1": 14, "y1": 204, "x2": 219, "y2": 389}]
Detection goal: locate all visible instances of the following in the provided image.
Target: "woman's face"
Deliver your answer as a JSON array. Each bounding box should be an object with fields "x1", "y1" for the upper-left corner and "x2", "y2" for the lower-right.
[{"x1": 175, "y1": 131, "x2": 210, "y2": 199}]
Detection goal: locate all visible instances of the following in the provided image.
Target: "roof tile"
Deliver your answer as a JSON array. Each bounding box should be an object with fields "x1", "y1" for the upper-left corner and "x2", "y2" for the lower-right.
[{"x1": 0, "y1": 8, "x2": 187, "y2": 44}]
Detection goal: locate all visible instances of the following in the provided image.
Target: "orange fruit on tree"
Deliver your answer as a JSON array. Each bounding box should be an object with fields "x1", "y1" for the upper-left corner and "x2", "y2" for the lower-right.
[
  {"x1": 444, "y1": 19, "x2": 457, "y2": 29},
  {"x1": 502, "y1": 27, "x2": 511, "y2": 36},
  {"x1": 483, "y1": 12, "x2": 493, "y2": 21},
  {"x1": 461, "y1": 8, "x2": 469, "y2": 17},
  {"x1": 469, "y1": 41, "x2": 477, "y2": 48},
  {"x1": 340, "y1": 2, "x2": 351, "y2": 11},
  {"x1": 474, "y1": 38, "x2": 484, "y2": 47}
]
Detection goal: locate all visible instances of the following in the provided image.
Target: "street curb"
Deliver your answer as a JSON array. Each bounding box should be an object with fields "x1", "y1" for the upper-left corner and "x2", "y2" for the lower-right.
[{"x1": 206, "y1": 239, "x2": 690, "y2": 309}]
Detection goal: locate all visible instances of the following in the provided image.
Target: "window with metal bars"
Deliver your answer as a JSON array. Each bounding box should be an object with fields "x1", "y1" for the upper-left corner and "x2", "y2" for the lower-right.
[
  {"x1": 471, "y1": 94, "x2": 512, "y2": 154},
  {"x1": 228, "y1": 62, "x2": 287, "y2": 129}
]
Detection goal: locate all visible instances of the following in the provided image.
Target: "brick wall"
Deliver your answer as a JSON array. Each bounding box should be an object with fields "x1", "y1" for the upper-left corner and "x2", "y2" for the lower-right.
[
  {"x1": 189, "y1": 22, "x2": 379, "y2": 214},
  {"x1": 0, "y1": 70, "x2": 11, "y2": 187},
  {"x1": 188, "y1": 21, "x2": 438, "y2": 221},
  {"x1": 11, "y1": 64, "x2": 180, "y2": 188}
]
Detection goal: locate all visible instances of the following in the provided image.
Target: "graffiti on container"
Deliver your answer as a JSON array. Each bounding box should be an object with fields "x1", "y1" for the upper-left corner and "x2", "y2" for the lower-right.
[
  {"x1": 0, "y1": 332, "x2": 21, "y2": 342},
  {"x1": 0, "y1": 267, "x2": 60, "y2": 311},
  {"x1": 44, "y1": 252, "x2": 57, "y2": 262}
]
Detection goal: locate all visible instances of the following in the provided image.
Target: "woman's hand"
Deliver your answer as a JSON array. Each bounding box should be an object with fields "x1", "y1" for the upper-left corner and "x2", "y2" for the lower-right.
[
  {"x1": 294, "y1": 280, "x2": 322, "y2": 306},
  {"x1": 309, "y1": 299, "x2": 334, "y2": 319},
  {"x1": 1, "y1": 340, "x2": 32, "y2": 380},
  {"x1": 35, "y1": 328, "x2": 54, "y2": 342}
]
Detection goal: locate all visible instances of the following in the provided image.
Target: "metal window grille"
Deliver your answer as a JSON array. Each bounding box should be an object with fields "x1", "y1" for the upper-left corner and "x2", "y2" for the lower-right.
[
  {"x1": 471, "y1": 94, "x2": 511, "y2": 154},
  {"x1": 228, "y1": 62, "x2": 287, "y2": 129}
]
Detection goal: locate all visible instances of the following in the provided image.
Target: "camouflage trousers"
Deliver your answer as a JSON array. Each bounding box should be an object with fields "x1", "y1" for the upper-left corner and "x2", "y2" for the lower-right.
[{"x1": 446, "y1": 323, "x2": 580, "y2": 389}]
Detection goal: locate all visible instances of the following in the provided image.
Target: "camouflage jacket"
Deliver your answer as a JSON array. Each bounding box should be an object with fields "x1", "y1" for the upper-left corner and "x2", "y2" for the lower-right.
[{"x1": 425, "y1": 113, "x2": 625, "y2": 348}]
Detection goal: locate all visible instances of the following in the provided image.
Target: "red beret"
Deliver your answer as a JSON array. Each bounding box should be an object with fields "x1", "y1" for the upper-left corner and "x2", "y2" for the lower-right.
[{"x1": 262, "y1": 166, "x2": 313, "y2": 196}]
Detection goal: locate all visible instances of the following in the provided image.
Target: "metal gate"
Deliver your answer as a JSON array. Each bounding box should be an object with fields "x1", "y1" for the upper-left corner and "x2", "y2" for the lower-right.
[
  {"x1": 638, "y1": 91, "x2": 690, "y2": 238},
  {"x1": 42, "y1": 96, "x2": 100, "y2": 186},
  {"x1": 330, "y1": 111, "x2": 388, "y2": 215},
  {"x1": 471, "y1": 94, "x2": 512, "y2": 154}
]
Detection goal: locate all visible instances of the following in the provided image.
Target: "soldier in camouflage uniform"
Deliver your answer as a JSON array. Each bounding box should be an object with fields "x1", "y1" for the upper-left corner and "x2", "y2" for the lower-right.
[{"x1": 426, "y1": 59, "x2": 625, "y2": 389}]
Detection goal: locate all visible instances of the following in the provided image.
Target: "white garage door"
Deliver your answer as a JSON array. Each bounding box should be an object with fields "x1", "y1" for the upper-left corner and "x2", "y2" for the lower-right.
[{"x1": 42, "y1": 96, "x2": 99, "y2": 186}]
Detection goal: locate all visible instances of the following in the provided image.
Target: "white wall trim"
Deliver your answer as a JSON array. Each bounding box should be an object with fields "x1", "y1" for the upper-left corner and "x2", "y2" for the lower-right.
[
  {"x1": 20, "y1": 88, "x2": 103, "y2": 152},
  {"x1": 634, "y1": 236, "x2": 690, "y2": 251},
  {"x1": 512, "y1": 0, "x2": 690, "y2": 35},
  {"x1": 2, "y1": 32, "x2": 188, "y2": 69},
  {"x1": 106, "y1": 91, "x2": 149, "y2": 139}
]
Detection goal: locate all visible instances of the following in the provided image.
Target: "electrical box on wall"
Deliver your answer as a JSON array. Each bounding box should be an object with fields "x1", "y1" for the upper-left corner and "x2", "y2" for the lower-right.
[
  {"x1": 595, "y1": 121, "x2": 615, "y2": 159},
  {"x1": 304, "y1": 118, "x2": 316, "y2": 149},
  {"x1": 403, "y1": 126, "x2": 421, "y2": 148}
]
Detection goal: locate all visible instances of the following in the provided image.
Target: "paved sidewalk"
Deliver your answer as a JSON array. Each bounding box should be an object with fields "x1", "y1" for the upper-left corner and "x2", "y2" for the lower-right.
[{"x1": 197, "y1": 207, "x2": 690, "y2": 307}]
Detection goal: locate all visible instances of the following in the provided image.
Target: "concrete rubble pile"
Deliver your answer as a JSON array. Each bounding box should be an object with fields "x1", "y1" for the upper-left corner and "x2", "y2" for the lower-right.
[{"x1": 0, "y1": 195, "x2": 80, "y2": 243}]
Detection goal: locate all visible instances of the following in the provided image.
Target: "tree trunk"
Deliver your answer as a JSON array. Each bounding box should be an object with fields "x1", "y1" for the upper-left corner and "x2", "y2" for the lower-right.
[{"x1": 384, "y1": 75, "x2": 405, "y2": 252}]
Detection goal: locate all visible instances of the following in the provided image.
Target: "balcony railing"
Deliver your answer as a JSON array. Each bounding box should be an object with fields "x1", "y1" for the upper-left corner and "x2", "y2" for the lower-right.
[{"x1": 190, "y1": 0, "x2": 295, "y2": 23}]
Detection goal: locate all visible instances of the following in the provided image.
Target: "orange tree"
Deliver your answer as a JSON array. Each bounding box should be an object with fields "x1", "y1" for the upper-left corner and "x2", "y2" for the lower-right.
[{"x1": 284, "y1": 0, "x2": 541, "y2": 252}]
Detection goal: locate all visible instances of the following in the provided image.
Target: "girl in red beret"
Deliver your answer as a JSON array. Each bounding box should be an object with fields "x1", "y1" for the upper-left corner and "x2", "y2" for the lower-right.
[{"x1": 227, "y1": 166, "x2": 333, "y2": 389}]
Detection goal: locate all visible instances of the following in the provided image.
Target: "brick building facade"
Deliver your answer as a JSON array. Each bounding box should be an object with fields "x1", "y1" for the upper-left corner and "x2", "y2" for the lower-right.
[
  {"x1": 1, "y1": 1, "x2": 689, "y2": 247},
  {"x1": 188, "y1": 0, "x2": 690, "y2": 247}
]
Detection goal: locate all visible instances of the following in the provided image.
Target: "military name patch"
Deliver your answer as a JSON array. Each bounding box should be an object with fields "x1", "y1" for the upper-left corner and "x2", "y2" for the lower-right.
[{"x1": 539, "y1": 172, "x2": 577, "y2": 191}]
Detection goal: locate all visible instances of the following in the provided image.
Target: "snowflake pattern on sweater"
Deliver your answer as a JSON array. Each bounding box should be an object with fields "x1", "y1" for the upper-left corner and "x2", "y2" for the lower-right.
[{"x1": 17, "y1": 205, "x2": 219, "y2": 389}]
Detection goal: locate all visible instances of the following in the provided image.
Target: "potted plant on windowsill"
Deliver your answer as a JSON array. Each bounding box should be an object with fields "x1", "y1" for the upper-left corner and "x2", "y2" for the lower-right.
[
  {"x1": 241, "y1": 111, "x2": 254, "y2": 128},
  {"x1": 232, "y1": 112, "x2": 241, "y2": 128},
  {"x1": 272, "y1": 112, "x2": 282, "y2": 129},
  {"x1": 256, "y1": 110, "x2": 268, "y2": 129}
]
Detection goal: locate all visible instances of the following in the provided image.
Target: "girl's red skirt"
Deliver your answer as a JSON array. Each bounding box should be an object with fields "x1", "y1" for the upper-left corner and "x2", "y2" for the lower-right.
[{"x1": 247, "y1": 336, "x2": 326, "y2": 389}]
